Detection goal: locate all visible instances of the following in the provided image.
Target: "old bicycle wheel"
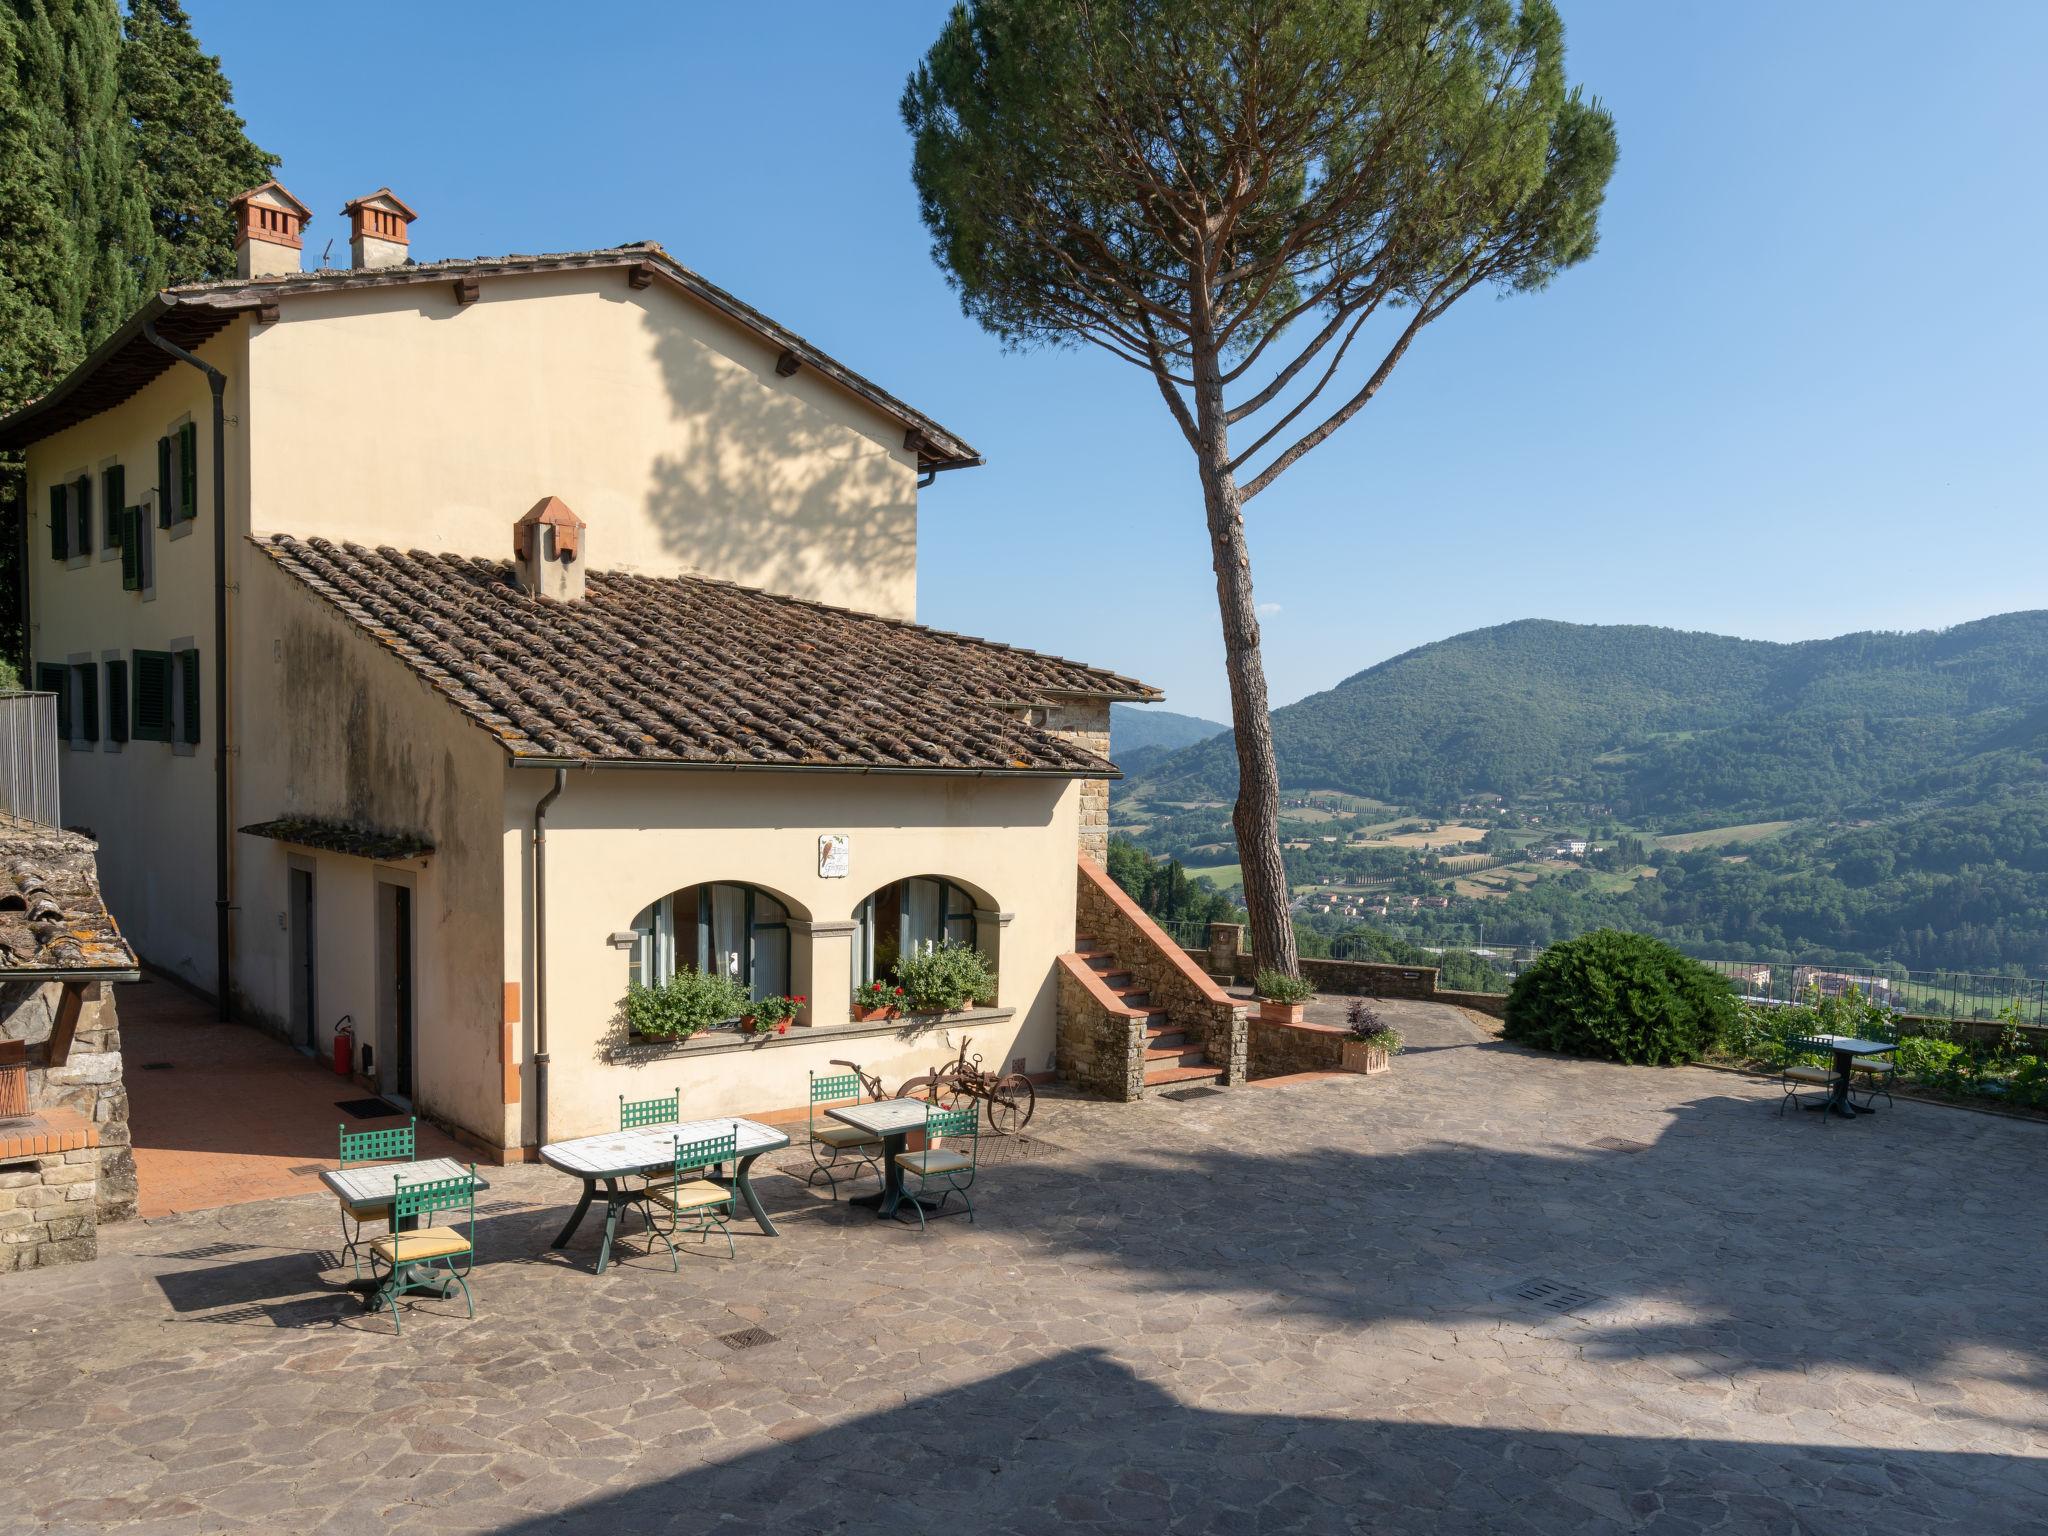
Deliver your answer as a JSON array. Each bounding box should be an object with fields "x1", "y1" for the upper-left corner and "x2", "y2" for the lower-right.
[{"x1": 984, "y1": 1073, "x2": 1036, "y2": 1134}]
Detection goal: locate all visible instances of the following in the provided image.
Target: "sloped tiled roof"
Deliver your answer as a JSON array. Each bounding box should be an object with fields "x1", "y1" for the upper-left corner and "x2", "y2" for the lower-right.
[
  {"x1": 240, "y1": 818, "x2": 434, "y2": 862},
  {"x1": 0, "y1": 827, "x2": 139, "y2": 977},
  {"x1": 256, "y1": 536, "x2": 1157, "y2": 775}
]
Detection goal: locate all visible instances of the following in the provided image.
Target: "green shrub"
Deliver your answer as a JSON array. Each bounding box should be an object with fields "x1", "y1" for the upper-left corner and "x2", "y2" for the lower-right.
[
  {"x1": 1503, "y1": 929, "x2": 1736, "y2": 1065},
  {"x1": 625, "y1": 969, "x2": 752, "y2": 1039},
  {"x1": 1896, "y1": 1034, "x2": 1967, "y2": 1087},
  {"x1": 895, "y1": 939, "x2": 997, "y2": 1012},
  {"x1": 1255, "y1": 968, "x2": 1315, "y2": 1003},
  {"x1": 2007, "y1": 1055, "x2": 2048, "y2": 1109}
]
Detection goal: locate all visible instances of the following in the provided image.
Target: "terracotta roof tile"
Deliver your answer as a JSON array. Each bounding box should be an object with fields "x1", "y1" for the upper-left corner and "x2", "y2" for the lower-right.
[
  {"x1": 256, "y1": 536, "x2": 1156, "y2": 775},
  {"x1": 0, "y1": 826, "x2": 139, "y2": 976}
]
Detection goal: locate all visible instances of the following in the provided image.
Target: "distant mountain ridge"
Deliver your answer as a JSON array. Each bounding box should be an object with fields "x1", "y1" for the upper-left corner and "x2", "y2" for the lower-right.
[
  {"x1": 1127, "y1": 612, "x2": 2048, "y2": 821},
  {"x1": 1111, "y1": 704, "x2": 1229, "y2": 755}
]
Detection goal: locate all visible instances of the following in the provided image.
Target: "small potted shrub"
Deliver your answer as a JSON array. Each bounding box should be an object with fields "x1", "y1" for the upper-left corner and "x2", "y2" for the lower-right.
[
  {"x1": 896, "y1": 939, "x2": 998, "y2": 1015},
  {"x1": 739, "y1": 993, "x2": 804, "y2": 1037},
  {"x1": 1341, "y1": 999, "x2": 1402, "y2": 1074},
  {"x1": 624, "y1": 969, "x2": 752, "y2": 1042},
  {"x1": 853, "y1": 979, "x2": 904, "y2": 1022},
  {"x1": 1254, "y1": 968, "x2": 1315, "y2": 1024}
]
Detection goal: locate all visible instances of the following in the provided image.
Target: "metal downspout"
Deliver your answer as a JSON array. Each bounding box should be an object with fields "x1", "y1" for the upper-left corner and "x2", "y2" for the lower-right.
[
  {"x1": 142, "y1": 322, "x2": 232, "y2": 1022},
  {"x1": 531, "y1": 767, "x2": 567, "y2": 1150}
]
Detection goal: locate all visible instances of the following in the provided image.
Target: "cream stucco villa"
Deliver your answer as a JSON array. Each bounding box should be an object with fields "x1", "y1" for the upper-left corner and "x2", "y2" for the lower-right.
[{"x1": 3, "y1": 182, "x2": 1241, "y2": 1158}]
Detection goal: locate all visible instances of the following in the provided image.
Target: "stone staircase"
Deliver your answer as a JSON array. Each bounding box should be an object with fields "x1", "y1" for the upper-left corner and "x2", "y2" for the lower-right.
[{"x1": 1073, "y1": 934, "x2": 1225, "y2": 1088}]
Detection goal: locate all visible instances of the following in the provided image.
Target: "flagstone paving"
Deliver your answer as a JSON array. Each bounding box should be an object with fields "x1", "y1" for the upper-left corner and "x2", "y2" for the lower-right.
[{"x1": 4, "y1": 1000, "x2": 2044, "y2": 1534}]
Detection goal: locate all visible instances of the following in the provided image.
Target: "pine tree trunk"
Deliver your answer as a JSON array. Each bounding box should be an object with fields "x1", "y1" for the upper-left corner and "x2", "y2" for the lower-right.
[{"x1": 1191, "y1": 342, "x2": 1299, "y2": 978}]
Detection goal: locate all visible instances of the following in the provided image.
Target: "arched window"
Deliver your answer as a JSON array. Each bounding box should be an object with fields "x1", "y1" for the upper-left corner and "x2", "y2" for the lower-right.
[
  {"x1": 628, "y1": 882, "x2": 790, "y2": 1000},
  {"x1": 851, "y1": 876, "x2": 979, "y2": 986}
]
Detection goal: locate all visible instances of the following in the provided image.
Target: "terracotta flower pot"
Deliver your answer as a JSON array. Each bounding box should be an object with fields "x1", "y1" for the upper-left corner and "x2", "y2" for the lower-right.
[
  {"x1": 852, "y1": 1005, "x2": 900, "y2": 1023},
  {"x1": 1341, "y1": 1040, "x2": 1391, "y2": 1075},
  {"x1": 1259, "y1": 999, "x2": 1306, "y2": 1025}
]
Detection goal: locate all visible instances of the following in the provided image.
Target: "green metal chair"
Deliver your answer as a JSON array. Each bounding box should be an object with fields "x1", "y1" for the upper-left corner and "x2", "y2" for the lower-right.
[
  {"x1": 643, "y1": 1128, "x2": 737, "y2": 1265},
  {"x1": 892, "y1": 1103, "x2": 979, "y2": 1232},
  {"x1": 336, "y1": 1116, "x2": 415, "y2": 1277},
  {"x1": 621, "y1": 1088, "x2": 683, "y2": 1191},
  {"x1": 1850, "y1": 1019, "x2": 1898, "y2": 1110},
  {"x1": 805, "y1": 1069, "x2": 882, "y2": 1199},
  {"x1": 366, "y1": 1164, "x2": 477, "y2": 1333},
  {"x1": 1778, "y1": 1028, "x2": 1837, "y2": 1121}
]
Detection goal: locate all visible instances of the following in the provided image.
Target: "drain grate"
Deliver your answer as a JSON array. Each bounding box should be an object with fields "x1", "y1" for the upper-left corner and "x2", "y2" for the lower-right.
[
  {"x1": 1591, "y1": 1136, "x2": 1651, "y2": 1153},
  {"x1": 159, "y1": 1242, "x2": 258, "y2": 1261},
  {"x1": 139, "y1": 1062, "x2": 175, "y2": 1071},
  {"x1": 476, "y1": 1200, "x2": 531, "y2": 1215},
  {"x1": 1159, "y1": 1086, "x2": 1224, "y2": 1102},
  {"x1": 334, "y1": 1097, "x2": 402, "y2": 1120},
  {"x1": 716, "y1": 1326, "x2": 779, "y2": 1351},
  {"x1": 1507, "y1": 1276, "x2": 1603, "y2": 1315}
]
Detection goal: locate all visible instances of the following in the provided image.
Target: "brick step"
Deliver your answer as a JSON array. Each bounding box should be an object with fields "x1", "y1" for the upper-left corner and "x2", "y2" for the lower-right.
[
  {"x1": 1099, "y1": 970, "x2": 1133, "y2": 990},
  {"x1": 1145, "y1": 1044, "x2": 1208, "y2": 1067},
  {"x1": 1144, "y1": 1025, "x2": 1188, "y2": 1049},
  {"x1": 1144, "y1": 1064, "x2": 1224, "y2": 1088},
  {"x1": 1115, "y1": 989, "x2": 1152, "y2": 1008}
]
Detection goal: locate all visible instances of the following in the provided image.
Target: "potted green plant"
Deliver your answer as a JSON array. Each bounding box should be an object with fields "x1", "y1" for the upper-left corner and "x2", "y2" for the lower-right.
[
  {"x1": 1341, "y1": 999, "x2": 1402, "y2": 1074},
  {"x1": 853, "y1": 979, "x2": 903, "y2": 1022},
  {"x1": 624, "y1": 969, "x2": 752, "y2": 1042},
  {"x1": 896, "y1": 939, "x2": 998, "y2": 1015},
  {"x1": 1254, "y1": 968, "x2": 1315, "y2": 1025},
  {"x1": 739, "y1": 993, "x2": 804, "y2": 1037}
]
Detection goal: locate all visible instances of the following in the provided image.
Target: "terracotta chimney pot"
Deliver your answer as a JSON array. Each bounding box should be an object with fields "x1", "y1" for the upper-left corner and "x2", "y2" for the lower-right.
[
  {"x1": 340, "y1": 188, "x2": 419, "y2": 269},
  {"x1": 229, "y1": 181, "x2": 313, "y2": 279},
  {"x1": 513, "y1": 496, "x2": 588, "y2": 601}
]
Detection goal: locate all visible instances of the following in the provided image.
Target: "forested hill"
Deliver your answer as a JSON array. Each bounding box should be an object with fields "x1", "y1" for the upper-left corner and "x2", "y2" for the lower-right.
[{"x1": 1128, "y1": 612, "x2": 2048, "y2": 821}]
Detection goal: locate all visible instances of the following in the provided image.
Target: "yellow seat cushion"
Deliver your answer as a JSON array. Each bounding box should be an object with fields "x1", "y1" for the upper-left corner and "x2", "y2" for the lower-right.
[
  {"x1": 368, "y1": 1226, "x2": 471, "y2": 1263},
  {"x1": 813, "y1": 1124, "x2": 882, "y2": 1150},
  {"x1": 647, "y1": 1178, "x2": 731, "y2": 1213},
  {"x1": 895, "y1": 1149, "x2": 973, "y2": 1177},
  {"x1": 1782, "y1": 1065, "x2": 1834, "y2": 1084},
  {"x1": 1852, "y1": 1059, "x2": 1896, "y2": 1074}
]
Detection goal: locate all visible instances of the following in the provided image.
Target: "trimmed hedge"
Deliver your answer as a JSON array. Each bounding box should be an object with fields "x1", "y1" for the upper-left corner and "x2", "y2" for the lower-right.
[{"x1": 1503, "y1": 929, "x2": 1735, "y2": 1065}]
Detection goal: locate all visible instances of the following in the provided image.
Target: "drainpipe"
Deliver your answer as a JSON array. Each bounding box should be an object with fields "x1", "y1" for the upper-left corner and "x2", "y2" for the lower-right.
[
  {"x1": 531, "y1": 767, "x2": 567, "y2": 1149},
  {"x1": 142, "y1": 322, "x2": 232, "y2": 1022}
]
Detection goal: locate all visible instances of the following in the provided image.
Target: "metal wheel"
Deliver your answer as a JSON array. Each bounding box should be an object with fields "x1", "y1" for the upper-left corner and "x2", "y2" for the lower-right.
[{"x1": 985, "y1": 1074, "x2": 1036, "y2": 1134}]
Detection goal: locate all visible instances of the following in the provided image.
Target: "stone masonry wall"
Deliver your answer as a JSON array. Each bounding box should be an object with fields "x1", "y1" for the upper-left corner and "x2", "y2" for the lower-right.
[
  {"x1": 2, "y1": 979, "x2": 137, "y2": 1228},
  {"x1": 1248, "y1": 1016, "x2": 1348, "y2": 1077},
  {"x1": 1041, "y1": 700, "x2": 1111, "y2": 867},
  {"x1": 1055, "y1": 960, "x2": 1146, "y2": 1101},
  {"x1": 1077, "y1": 863, "x2": 1246, "y2": 1086},
  {"x1": 1200, "y1": 923, "x2": 1499, "y2": 1012},
  {"x1": 0, "y1": 1123, "x2": 103, "y2": 1271}
]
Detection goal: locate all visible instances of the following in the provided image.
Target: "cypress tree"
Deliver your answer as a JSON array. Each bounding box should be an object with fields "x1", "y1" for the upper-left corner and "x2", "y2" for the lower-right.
[{"x1": 122, "y1": 0, "x2": 276, "y2": 286}]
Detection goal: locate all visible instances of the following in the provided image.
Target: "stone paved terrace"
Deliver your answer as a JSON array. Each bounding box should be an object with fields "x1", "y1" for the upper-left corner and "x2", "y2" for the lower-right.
[{"x1": 4, "y1": 1000, "x2": 2045, "y2": 1534}]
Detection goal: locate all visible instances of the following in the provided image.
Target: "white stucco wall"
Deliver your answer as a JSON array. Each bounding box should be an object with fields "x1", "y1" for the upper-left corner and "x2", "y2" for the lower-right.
[{"x1": 243, "y1": 268, "x2": 922, "y2": 620}]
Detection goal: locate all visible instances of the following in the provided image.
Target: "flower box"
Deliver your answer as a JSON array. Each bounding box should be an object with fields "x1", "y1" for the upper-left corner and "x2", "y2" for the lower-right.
[
  {"x1": 1258, "y1": 1000, "x2": 1306, "y2": 1025},
  {"x1": 852, "y1": 1006, "x2": 901, "y2": 1023},
  {"x1": 1341, "y1": 1039, "x2": 1391, "y2": 1075}
]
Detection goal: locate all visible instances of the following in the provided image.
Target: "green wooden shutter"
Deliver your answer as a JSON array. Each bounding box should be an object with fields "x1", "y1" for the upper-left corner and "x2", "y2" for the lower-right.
[
  {"x1": 120, "y1": 509, "x2": 140, "y2": 590},
  {"x1": 133, "y1": 651, "x2": 172, "y2": 741},
  {"x1": 107, "y1": 660, "x2": 129, "y2": 742},
  {"x1": 178, "y1": 423, "x2": 199, "y2": 521},
  {"x1": 157, "y1": 436, "x2": 173, "y2": 527},
  {"x1": 49, "y1": 485, "x2": 68, "y2": 560},
  {"x1": 103, "y1": 466, "x2": 124, "y2": 548},
  {"x1": 76, "y1": 663, "x2": 98, "y2": 742},
  {"x1": 73, "y1": 475, "x2": 92, "y2": 556},
  {"x1": 36, "y1": 665, "x2": 69, "y2": 740},
  {"x1": 179, "y1": 648, "x2": 201, "y2": 743}
]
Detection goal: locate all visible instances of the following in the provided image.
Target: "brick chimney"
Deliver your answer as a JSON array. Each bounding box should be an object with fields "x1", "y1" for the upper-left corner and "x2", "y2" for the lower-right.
[
  {"x1": 513, "y1": 497, "x2": 587, "y2": 602},
  {"x1": 229, "y1": 181, "x2": 312, "y2": 279},
  {"x1": 340, "y1": 188, "x2": 418, "y2": 269}
]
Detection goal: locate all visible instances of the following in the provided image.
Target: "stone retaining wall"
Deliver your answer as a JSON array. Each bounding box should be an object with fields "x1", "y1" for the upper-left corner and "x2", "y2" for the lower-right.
[
  {"x1": 1248, "y1": 1016, "x2": 1349, "y2": 1077},
  {"x1": 1076, "y1": 862, "x2": 1246, "y2": 1089},
  {"x1": 1055, "y1": 957, "x2": 1146, "y2": 1101},
  {"x1": 0, "y1": 1109, "x2": 103, "y2": 1270},
  {"x1": 1193, "y1": 924, "x2": 1510, "y2": 1017}
]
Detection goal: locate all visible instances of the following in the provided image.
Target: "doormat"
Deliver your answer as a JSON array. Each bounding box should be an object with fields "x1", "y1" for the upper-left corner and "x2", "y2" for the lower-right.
[
  {"x1": 334, "y1": 1097, "x2": 402, "y2": 1120},
  {"x1": 139, "y1": 1062, "x2": 175, "y2": 1071},
  {"x1": 1159, "y1": 1086, "x2": 1225, "y2": 1102}
]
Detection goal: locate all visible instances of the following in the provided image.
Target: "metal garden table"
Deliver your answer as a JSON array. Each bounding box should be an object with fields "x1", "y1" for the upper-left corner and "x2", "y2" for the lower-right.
[
  {"x1": 540, "y1": 1118, "x2": 790, "y2": 1273},
  {"x1": 825, "y1": 1099, "x2": 940, "y2": 1220},
  {"x1": 1807, "y1": 1035, "x2": 1896, "y2": 1118},
  {"x1": 319, "y1": 1158, "x2": 489, "y2": 1310}
]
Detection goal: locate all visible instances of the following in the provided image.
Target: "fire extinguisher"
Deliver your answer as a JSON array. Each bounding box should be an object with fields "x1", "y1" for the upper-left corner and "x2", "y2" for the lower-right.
[{"x1": 332, "y1": 1015, "x2": 354, "y2": 1078}]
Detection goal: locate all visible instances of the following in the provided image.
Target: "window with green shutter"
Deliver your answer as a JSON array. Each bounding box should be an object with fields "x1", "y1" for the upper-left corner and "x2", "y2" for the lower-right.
[
  {"x1": 120, "y1": 508, "x2": 142, "y2": 590},
  {"x1": 71, "y1": 475, "x2": 92, "y2": 556},
  {"x1": 36, "y1": 664, "x2": 70, "y2": 740},
  {"x1": 107, "y1": 660, "x2": 129, "y2": 743},
  {"x1": 75, "y1": 663, "x2": 98, "y2": 743},
  {"x1": 49, "y1": 485, "x2": 68, "y2": 560},
  {"x1": 102, "y1": 465, "x2": 124, "y2": 549},
  {"x1": 179, "y1": 648, "x2": 201, "y2": 743},
  {"x1": 157, "y1": 435, "x2": 173, "y2": 527},
  {"x1": 177, "y1": 422, "x2": 198, "y2": 522},
  {"x1": 133, "y1": 651, "x2": 173, "y2": 741}
]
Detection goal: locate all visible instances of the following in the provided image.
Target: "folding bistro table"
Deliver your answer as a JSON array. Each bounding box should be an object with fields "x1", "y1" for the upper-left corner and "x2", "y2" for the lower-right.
[
  {"x1": 319, "y1": 1157, "x2": 489, "y2": 1310},
  {"x1": 540, "y1": 1117, "x2": 791, "y2": 1272},
  {"x1": 825, "y1": 1098, "x2": 941, "y2": 1219},
  {"x1": 1807, "y1": 1035, "x2": 1896, "y2": 1118}
]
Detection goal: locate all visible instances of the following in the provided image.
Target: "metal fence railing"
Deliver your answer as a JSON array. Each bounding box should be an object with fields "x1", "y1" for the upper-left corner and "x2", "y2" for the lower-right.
[
  {"x1": 1695, "y1": 958, "x2": 2046, "y2": 1027},
  {"x1": 0, "y1": 692, "x2": 60, "y2": 830},
  {"x1": 1151, "y1": 917, "x2": 1212, "y2": 951}
]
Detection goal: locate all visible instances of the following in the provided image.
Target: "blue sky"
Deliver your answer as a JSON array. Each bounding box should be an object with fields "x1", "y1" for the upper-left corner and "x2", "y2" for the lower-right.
[{"x1": 201, "y1": 3, "x2": 2048, "y2": 723}]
